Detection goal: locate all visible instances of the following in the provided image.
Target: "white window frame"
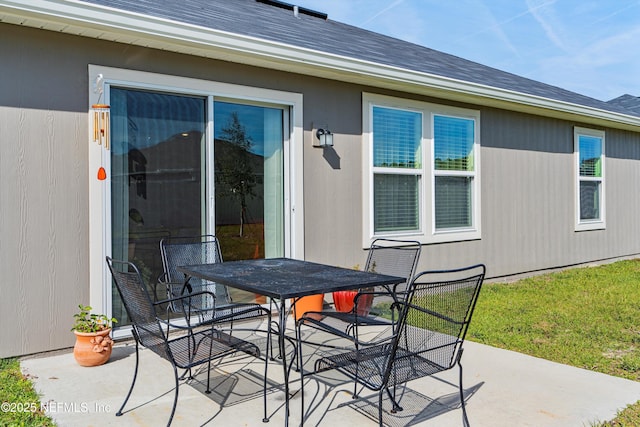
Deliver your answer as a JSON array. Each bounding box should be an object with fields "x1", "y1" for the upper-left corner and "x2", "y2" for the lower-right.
[
  {"x1": 88, "y1": 65, "x2": 304, "y2": 326},
  {"x1": 362, "y1": 93, "x2": 481, "y2": 247},
  {"x1": 574, "y1": 126, "x2": 606, "y2": 231}
]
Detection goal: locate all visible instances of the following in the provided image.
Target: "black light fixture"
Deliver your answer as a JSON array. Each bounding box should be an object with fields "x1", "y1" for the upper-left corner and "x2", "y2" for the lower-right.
[{"x1": 315, "y1": 128, "x2": 333, "y2": 148}]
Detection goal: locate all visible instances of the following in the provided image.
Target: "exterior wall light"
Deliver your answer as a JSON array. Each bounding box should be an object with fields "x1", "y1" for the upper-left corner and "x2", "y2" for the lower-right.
[{"x1": 314, "y1": 128, "x2": 333, "y2": 148}]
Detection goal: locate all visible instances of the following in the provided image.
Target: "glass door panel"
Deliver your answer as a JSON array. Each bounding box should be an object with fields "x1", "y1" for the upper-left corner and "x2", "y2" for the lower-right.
[
  {"x1": 214, "y1": 102, "x2": 285, "y2": 302},
  {"x1": 110, "y1": 88, "x2": 206, "y2": 324}
]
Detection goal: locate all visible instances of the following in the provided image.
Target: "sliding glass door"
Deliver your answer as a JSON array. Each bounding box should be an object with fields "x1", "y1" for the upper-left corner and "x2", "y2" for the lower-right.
[{"x1": 109, "y1": 88, "x2": 286, "y2": 321}]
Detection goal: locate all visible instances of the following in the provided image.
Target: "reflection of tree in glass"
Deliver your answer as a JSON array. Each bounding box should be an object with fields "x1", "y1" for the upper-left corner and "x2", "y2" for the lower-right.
[{"x1": 216, "y1": 112, "x2": 257, "y2": 237}]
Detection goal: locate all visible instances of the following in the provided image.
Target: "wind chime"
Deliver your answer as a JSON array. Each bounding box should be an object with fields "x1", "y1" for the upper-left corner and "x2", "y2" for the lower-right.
[{"x1": 91, "y1": 74, "x2": 110, "y2": 181}]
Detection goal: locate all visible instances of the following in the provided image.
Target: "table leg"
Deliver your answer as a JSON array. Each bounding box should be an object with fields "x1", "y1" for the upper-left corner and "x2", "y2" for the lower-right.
[{"x1": 277, "y1": 298, "x2": 290, "y2": 427}]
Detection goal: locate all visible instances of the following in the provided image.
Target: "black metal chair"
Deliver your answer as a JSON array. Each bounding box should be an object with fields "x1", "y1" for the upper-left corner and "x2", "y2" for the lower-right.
[
  {"x1": 297, "y1": 238, "x2": 421, "y2": 345},
  {"x1": 299, "y1": 264, "x2": 485, "y2": 427},
  {"x1": 159, "y1": 235, "x2": 272, "y2": 329},
  {"x1": 106, "y1": 257, "x2": 270, "y2": 426}
]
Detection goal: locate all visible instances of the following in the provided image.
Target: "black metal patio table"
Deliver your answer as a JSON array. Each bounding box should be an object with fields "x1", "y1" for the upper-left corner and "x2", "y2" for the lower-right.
[{"x1": 178, "y1": 257, "x2": 405, "y2": 426}]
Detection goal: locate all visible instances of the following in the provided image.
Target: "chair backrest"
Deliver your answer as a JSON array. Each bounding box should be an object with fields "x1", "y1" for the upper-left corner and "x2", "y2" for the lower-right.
[
  {"x1": 160, "y1": 235, "x2": 231, "y2": 305},
  {"x1": 106, "y1": 257, "x2": 171, "y2": 361},
  {"x1": 364, "y1": 238, "x2": 421, "y2": 295},
  {"x1": 385, "y1": 264, "x2": 485, "y2": 387}
]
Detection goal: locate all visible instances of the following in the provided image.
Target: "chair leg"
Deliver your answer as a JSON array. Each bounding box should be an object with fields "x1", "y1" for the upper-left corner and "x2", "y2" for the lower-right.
[
  {"x1": 116, "y1": 341, "x2": 140, "y2": 417},
  {"x1": 389, "y1": 362, "x2": 402, "y2": 413},
  {"x1": 377, "y1": 390, "x2": 384, "y2": 427},
  {"x1": 167, "y1": 365, "x2": 180, "y2": 427},
  {"x1": 268, "y1": 299, "x2": 276, "y2": 360},
  {"x1": 259, "y1": 316, "x2": 270, "y2": 423},
  {"x1": 352, "y1": 342, "x2": 360, "y2": 399},
  {"x1": 205, "y1": 359, "x2": 212, "y2": 394},
  {"x1": 262, "y1": 335, "x2": 269, "y2": 423},
  {"x1": 269, "y1": 319, "x2": 279, "y2": 360},
  {"x1": 296, "y1": 322, "x2": 305, "y2": 426},
  {"x1": 458, "y1": 355, "x2": 470, "y2": 427},
  {"x1": 386, "y1": 386, "x2": 403, "y2": 413},
  {"x1": 205, "y1": 333, "x2": 214, "y2": 394}
]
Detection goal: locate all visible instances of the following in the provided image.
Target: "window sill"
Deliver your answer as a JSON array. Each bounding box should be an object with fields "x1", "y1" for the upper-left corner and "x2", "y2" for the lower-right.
[
  {"x1": 368, "y1": 228, "x2": 481, "y2": 246},
  {"x1": 575, "y1": 221, "x2": 606, "y2": 232}
]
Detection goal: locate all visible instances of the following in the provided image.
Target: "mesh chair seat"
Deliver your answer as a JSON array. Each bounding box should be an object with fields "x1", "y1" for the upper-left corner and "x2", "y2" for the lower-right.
[
  {"x1": 314, "y1": 343, "x2": 448, "y2": 391},
  {"x1": 312, "y1": 310, "x2": 394, "y2": 326},
  {"x1": 208, "y1": 302, "x2": 270, "y2": 324},
  {"x1": 314, "y1": 344, "x2": 392, "y2": 390},
  {"x1": 168, "y1": 329, "x2": 261, "y2": 369},
  {"x1": 299, "y1": 290, "x2": 404, "y2": 344},
  {"x1": 388, "y1": 346, "x2": 454, "y2": 385}
]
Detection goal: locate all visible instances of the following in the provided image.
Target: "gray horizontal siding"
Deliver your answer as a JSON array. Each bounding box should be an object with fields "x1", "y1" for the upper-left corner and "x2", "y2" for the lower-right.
[
  {"x1": 2, "y1": 23, "x2": 640, "y2": 357},
  {"x1": 426, "y1": 110, "x2": 640, "y2": 277}
]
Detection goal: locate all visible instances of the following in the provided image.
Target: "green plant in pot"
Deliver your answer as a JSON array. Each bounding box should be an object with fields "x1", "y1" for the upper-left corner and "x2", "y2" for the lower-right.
[{"x1": 71, "y1": 305, "x2": 117, "y2": 367}]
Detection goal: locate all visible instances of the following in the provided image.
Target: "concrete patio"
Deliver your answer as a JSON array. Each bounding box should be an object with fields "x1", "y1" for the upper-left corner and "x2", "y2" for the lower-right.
[{"x1": 21, "y1": 317, "x2": 640, "y2": 427}]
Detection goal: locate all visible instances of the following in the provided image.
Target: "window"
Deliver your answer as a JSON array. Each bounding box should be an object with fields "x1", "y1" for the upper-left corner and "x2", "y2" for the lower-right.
[
  {"x1": 433, "y1": 115, "x2": 475, "y2": 230},
  {"x1": 363, "y1": 93, "x2": 480, "y2": 245},
  {"x1": 372, "y1": 106, "x2": 422, "y2": 233},
  {"x1": 575, "y1": 127, "x2": 605, "y2": 231}
]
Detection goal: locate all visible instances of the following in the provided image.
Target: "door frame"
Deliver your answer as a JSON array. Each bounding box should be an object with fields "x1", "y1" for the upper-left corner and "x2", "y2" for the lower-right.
[{"x1": 88, "y1": 65, "x2": 305, "y2": 326}]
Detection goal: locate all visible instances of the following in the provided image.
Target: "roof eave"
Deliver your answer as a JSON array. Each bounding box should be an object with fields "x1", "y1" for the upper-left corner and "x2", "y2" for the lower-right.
[{"x1": 2, "y1": 0, "x2": 639, "y2": 131}]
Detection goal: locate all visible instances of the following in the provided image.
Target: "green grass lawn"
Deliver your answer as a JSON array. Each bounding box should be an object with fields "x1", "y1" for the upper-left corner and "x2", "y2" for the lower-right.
[
  {"x1": 467, "y1": 259, "x2": 640, "y2": 425},
  {"x1": 2, "y1": 259, "x2": 639, "y2": 426},
  {"x1": 0, "y1": 358, "x2": 55, "y2": 427}
]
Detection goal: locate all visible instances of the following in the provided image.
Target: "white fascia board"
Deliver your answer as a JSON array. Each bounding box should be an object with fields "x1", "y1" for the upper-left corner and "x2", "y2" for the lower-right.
[{"x1": 3, "y1": 0, "x2": 640, "y2": 131}]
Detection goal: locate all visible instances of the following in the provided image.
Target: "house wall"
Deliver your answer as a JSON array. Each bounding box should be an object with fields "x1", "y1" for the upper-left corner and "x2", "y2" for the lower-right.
[
  {"x1": 1, "y1": 25, "x2": 91, "y2": 358},
  {"x1": 2, "y1": 23, "x2": 640, "y2": 357},
  {"x1": 480, "y1": 112, "x2": 640, "y2": 276}
]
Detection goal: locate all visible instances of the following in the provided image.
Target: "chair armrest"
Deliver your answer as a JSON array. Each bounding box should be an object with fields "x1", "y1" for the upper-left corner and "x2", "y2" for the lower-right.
[
  {"x1": 154, "y1": 290, "x2": 217, "y2": 327},
  {"x1": 158, "y1": 276, "x2": 193, "y2": 295},
  {"x1": 403, "y1": 300, "x2": 465, "y2": 325},
  {"x1": 297, "y1": 312, "x2": 394, "y2": 348},
  {"x1": 353, "y1": 287, "x2": 408, "y2": 304},
  {"x1": 153, "y1": 289, "x2": 216, "y2": 306},
  {"x1": 157, "y1": 271, "x2": 168, "y2": 284},
  {"x1": 352, "y1": 289, "x2": 394, "y2": 304}
]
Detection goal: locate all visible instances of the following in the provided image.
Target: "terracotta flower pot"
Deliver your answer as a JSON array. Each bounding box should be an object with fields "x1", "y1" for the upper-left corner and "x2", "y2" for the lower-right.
[
  {"x1": 73, "y1": 328, "x2": 113, "y2": 367},
  {"x1": 333, "y1": 290, "x2": 374, "y2": 316},
  {"x1": 292, "y1": 294, "x2": 324, "y2": 321}
]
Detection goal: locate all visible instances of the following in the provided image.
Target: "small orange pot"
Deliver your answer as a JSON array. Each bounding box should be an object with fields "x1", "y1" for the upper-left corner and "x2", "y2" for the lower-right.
[
  {"x1": 333, "y1": 290, "x2": 374, "y2": 316},
  {"x1": 73, "y1": 329, "x2": 113, "y2": 367},
  {"x1": 292, "y1": 294, "x2": 324, "y2": 321}
]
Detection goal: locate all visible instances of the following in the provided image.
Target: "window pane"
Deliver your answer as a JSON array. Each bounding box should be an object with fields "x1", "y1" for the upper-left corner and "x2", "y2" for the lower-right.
[
  {"x1": 435, "y1": 176, "x2": 472, "y2": 229},
  {"x1": 373, "y1": 106, "x2": 421, "y2": 169},
  {"x1": 434, "y1": 115, "x2": 474, "y2": 171},
  {"x1": 374, "y1": 174, "x2": 419, "y2": 232},
  {"x1": 580, "y1": 181, "x2": 600, "y2": 220},
  {"x1": 579, "y1": 135, "x2": 602, "y2": 177}
]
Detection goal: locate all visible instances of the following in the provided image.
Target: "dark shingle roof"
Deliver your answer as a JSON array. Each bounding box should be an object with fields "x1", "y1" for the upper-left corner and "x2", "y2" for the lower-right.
[
  {"x1": 82, "y1": 0, "x2": 639, "y2": 118},
  {"x1": 608, "y1": 95, "x2": 640, "y2": 116}
]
